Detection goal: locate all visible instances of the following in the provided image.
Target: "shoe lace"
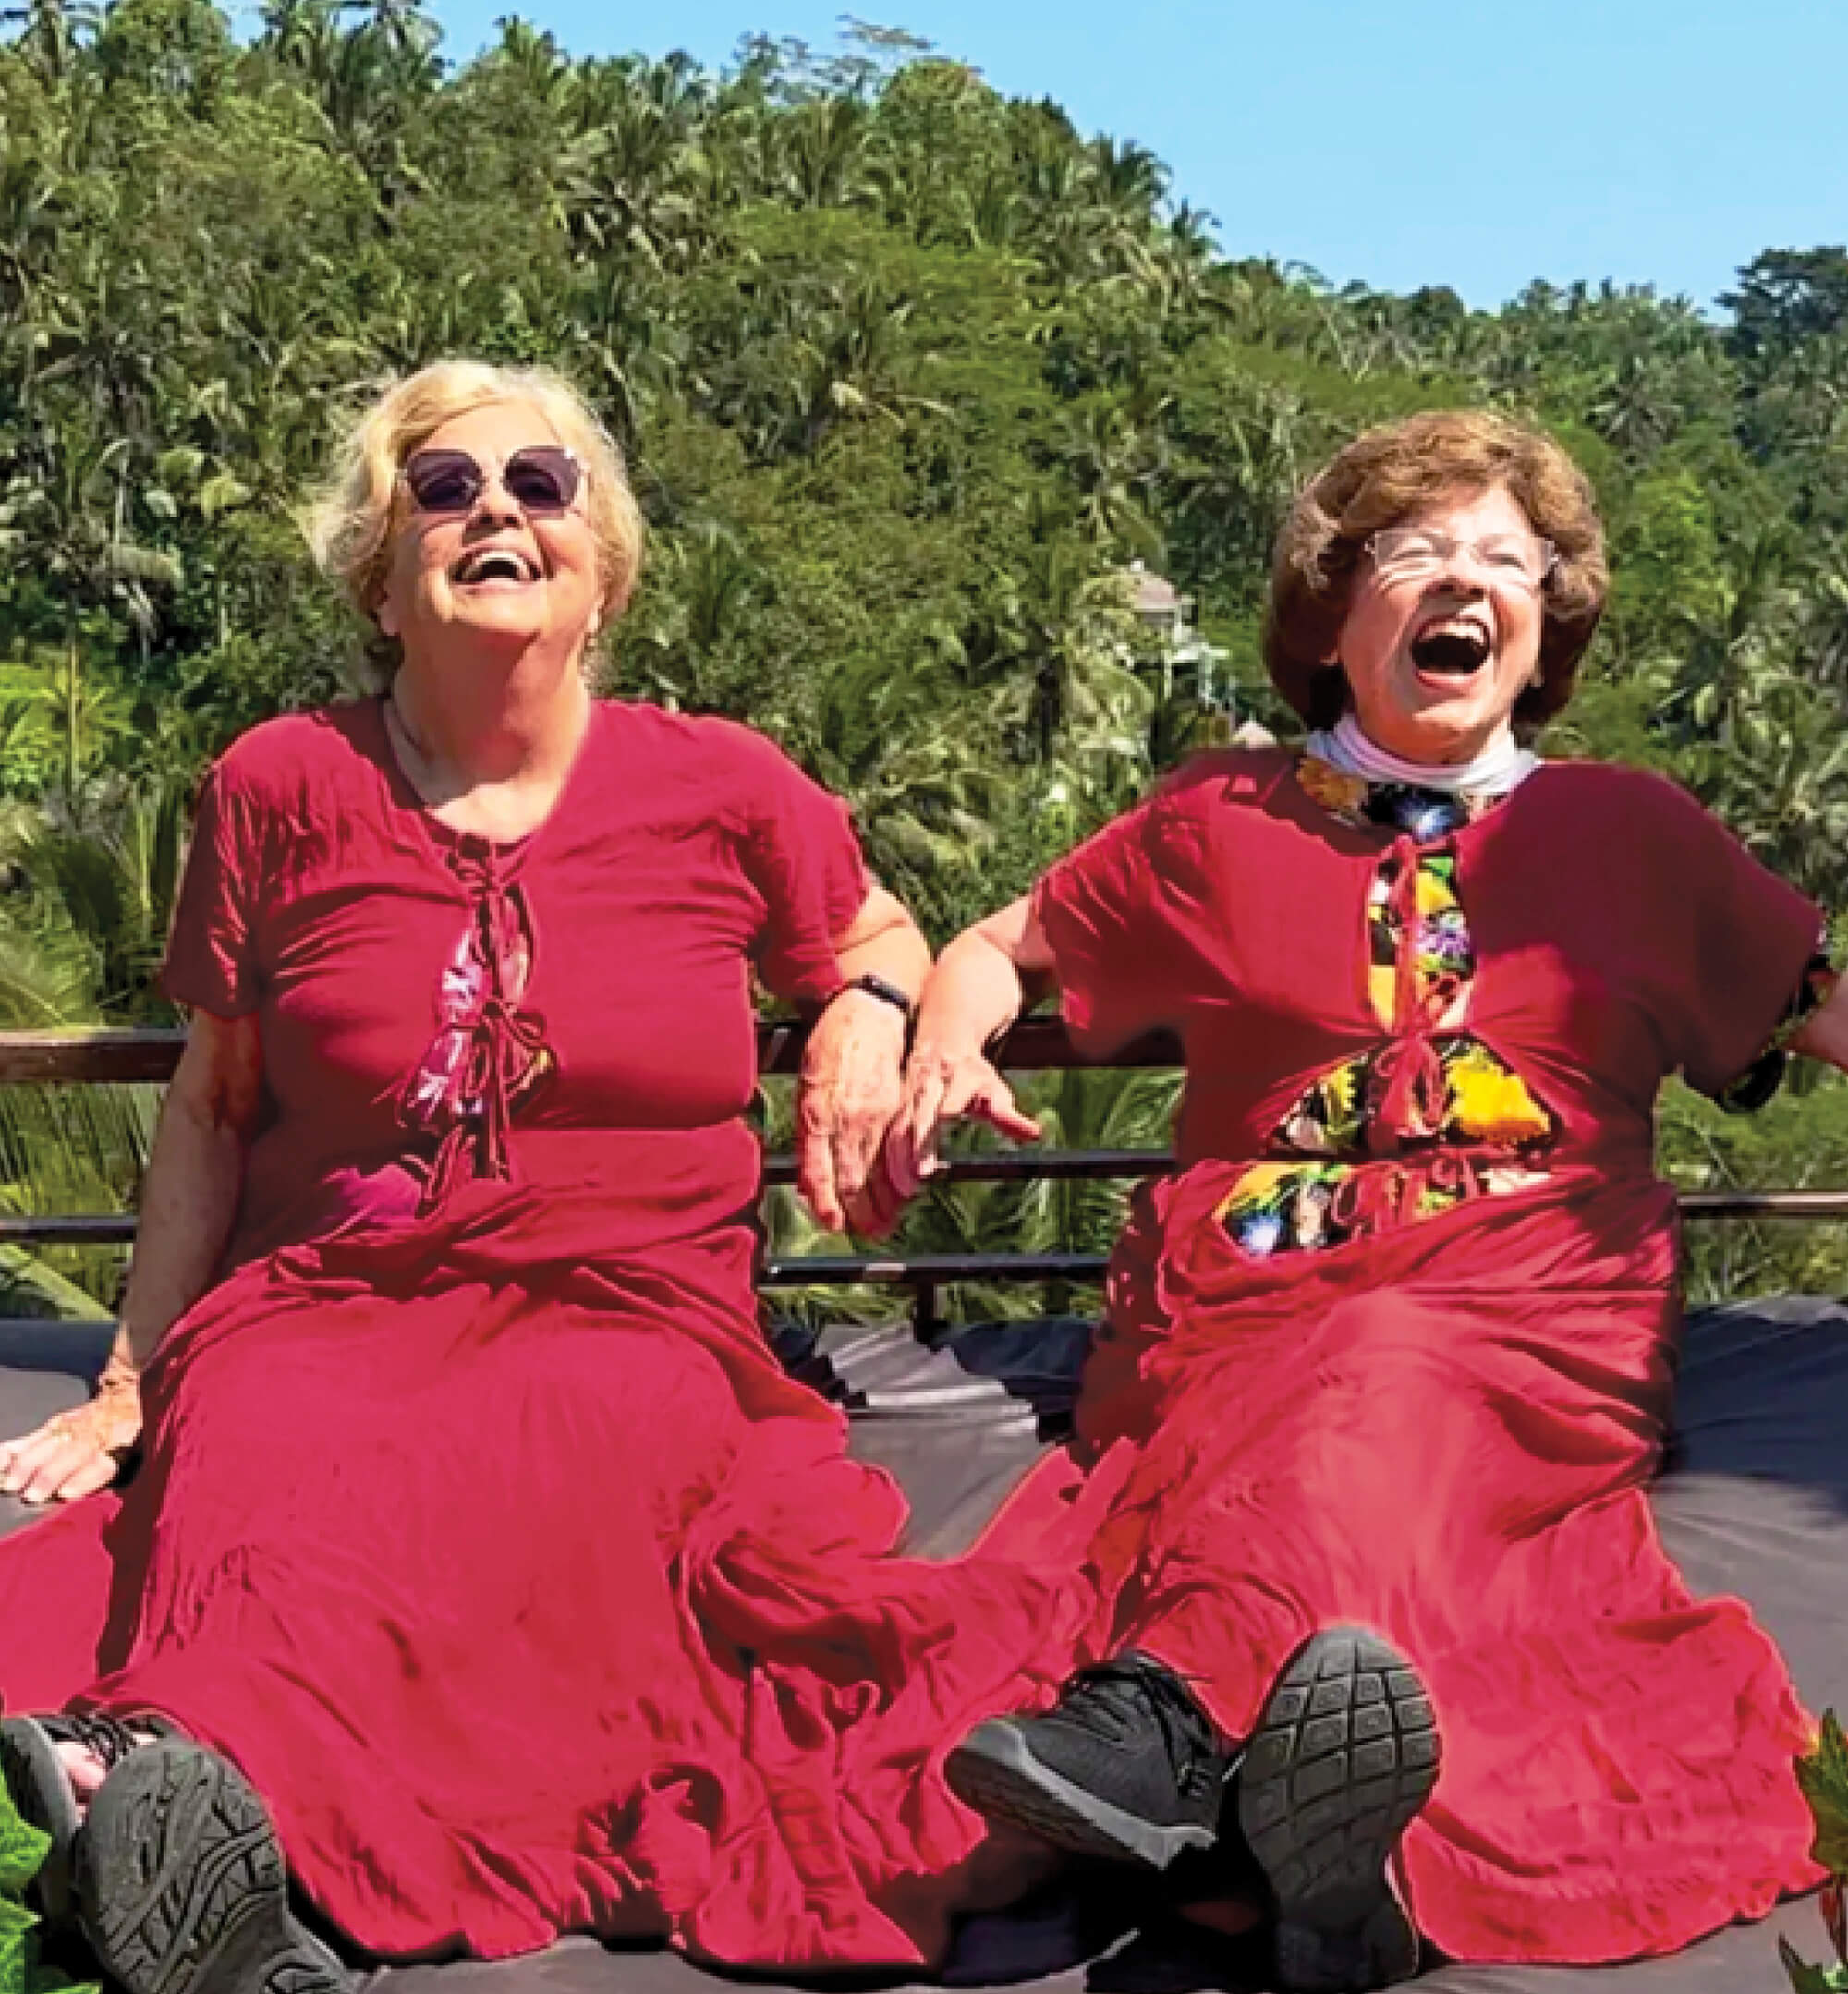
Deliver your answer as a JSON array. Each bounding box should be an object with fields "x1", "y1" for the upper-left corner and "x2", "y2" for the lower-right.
[
  {"x1": 45, "y1": 1712, "x2": 163, "y2": 1773},
  {"x1": 1062, "y1": 1657, "x2": 1224, "y2": 1786}
]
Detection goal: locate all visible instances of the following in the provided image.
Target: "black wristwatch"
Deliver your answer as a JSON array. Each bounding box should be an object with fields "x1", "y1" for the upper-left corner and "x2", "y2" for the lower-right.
[{"x1": 836, "y1": 972, "x2": 916, "y2": 1023}]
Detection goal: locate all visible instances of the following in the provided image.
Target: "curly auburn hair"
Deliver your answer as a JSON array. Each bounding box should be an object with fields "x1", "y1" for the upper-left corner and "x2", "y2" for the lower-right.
[{"x1": 1262, "y1": 409, "x2": 1609, "y2": 736}]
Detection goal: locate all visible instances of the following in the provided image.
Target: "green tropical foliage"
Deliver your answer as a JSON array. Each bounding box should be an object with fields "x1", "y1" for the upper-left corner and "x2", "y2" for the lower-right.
[
  {"x1": 0, "y1": 1762, "x2": 98, "y2": 1994},
  {"x1": 4, "y1": 6, "x2": 1848, "y2": 1308},
  {"x1": 1784, "y1": 1712, "x2": 1848, "y2": 1990}
]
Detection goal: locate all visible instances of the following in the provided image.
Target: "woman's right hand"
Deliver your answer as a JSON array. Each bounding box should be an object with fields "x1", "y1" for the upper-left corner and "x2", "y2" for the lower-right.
[
  {"x1": 881, "y1": 1040, "x2": 1043, "y2": 1205},
  {"x1": 0, "y1": 1376, "x2": 140, "y2": 1506}
]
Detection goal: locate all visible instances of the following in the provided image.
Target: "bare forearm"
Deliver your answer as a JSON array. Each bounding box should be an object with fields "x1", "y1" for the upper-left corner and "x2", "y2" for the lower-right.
[
  {"x1": 1794, "y1": 973, "x2": 1848, "y2": 1071},
  {"x1": 0, "y1": 1106, "x2": 241, "y2": 1502},
  {"x1": 115, "y1": 1087, "x2": 249, "y2": 1376},
  {"x1": 115, "y1": 1009, "x2": 264, "y2": 1376},
  {"x1": 792, "y1": 884, "x2": 930, "y2": 1233},
  {"x1": 884, "y1": 900, "x2": 1047, "y2": 1198},
  {"x1": 914, "y1": 927, "x2": 1030, "y2": 1061},
  {"x1": 835, "y1": 888, "x2": 931, "y2": 999},
  {"x1": 0, "y1": 1012, "x2": 258, "y2": 1502},
  {"x1": 836, "y1": 924, "x2": 930, "y2": 1001}
]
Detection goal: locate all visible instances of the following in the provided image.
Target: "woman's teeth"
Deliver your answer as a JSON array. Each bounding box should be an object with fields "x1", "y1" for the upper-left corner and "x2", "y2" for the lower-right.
[
  {"x1": 455, "y1": 549, "x2": 533, "y2": 584},
  {"x1": 1410, "y1": 626, "x2": 1492, "y2": 675}
]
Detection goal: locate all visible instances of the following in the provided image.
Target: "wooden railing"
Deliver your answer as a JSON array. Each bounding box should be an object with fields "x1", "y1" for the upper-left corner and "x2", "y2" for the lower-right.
[{"x1": 5, "y1": 1026, "x2": 1848, "y2": 1334}]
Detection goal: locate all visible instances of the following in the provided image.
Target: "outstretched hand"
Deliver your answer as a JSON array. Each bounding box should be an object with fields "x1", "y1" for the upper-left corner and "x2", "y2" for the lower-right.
[
  {"x1": 881, "y1": 1041, "x2": 1043, "y2": 1207},
  {"x1": 0, "y1": 1377, "x2": 140, "y2": 1506}
]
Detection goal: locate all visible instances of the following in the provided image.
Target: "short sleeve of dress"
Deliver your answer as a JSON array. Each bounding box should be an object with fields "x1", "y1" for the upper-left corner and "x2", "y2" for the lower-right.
[
  {"x1": 1662, "y1": 786, "x2": 1829, "y2": 1104},
  {"x1": 1033, "y1": 795, "x2": 1188, "y2": 1057},
  {"x1": 159, "y1": 760, "x2": 264, "y2": 1018},
  {"x1": 730, "y1": 727, "x2": 871, "y2": 1006}
]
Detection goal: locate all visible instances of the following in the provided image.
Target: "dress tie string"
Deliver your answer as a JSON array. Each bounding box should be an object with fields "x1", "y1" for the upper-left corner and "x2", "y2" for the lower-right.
[
  {"x1": 410, "y1": 838, "x2": 553, "y2": 1215},
  {"x1": 1331, "y1": 1149, "x2": 1485, "y2": 1235},
  {"x1": 1366, "y1": 833, "x2": 1449, "y2": 1153}
]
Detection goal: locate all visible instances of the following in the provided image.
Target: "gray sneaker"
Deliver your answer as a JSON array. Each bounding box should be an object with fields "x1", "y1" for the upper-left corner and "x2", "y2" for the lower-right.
[
  {"x1": 1, "y1": 1711, "x2": 169, "y2": 1934},
  {"x1": 946, "y1": 1653, "x2": 1238, "y2": 1870},
  {"x1": 1238, "y1": 1626, "x2": 1441, "y2": 1993},
  {"x1": 75, "y1": 1737, "x2": 351, "y2": 1994}
]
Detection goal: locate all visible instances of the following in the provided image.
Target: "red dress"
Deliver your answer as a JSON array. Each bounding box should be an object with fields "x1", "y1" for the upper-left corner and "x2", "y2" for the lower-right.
[
  {"x1": 0, "y1": 700, "x2": 1077, "y2": 1966},
  {"x1": 0, "y1": 721, "x2": 1825, "y2": 1974},
  {"x1": 984, "y1": 745, "x2": 1827, "y2": 1964}
]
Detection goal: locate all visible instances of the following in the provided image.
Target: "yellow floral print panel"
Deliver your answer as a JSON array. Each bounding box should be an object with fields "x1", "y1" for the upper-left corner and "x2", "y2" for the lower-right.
[
  {"x1": 1274, "y1": 1035, "x2": 1552, "y2": 1160},
  {"x1": 1368, "y1": 850, "x2": 1472, "y2": 1031},
  {"x1": 1216, "y1": 771, "x2": 1561, "y2": 1261},
  {"x1": 1216, "y1": 1156, "x2": 1553, "y2": 1259}
]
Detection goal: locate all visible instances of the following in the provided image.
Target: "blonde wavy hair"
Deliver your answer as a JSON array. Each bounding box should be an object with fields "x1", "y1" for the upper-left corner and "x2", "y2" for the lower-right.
[{"x1": 306, "y1": 360, "x2": 645, "y2": 683}]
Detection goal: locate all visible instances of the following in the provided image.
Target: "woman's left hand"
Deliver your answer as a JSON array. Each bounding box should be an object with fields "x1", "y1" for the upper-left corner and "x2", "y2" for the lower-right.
[
  {"x1": 796, "y1": 989, "x2": 910, "y2": 1235},
  {"x1": 0, "y1": 1372, "x2": 141, "y2": 1506}
]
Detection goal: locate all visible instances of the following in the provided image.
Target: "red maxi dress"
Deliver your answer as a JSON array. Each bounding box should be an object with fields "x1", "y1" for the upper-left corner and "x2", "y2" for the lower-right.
[
  {"x1": 0, "y1": 699, "x2": 1079, "y2": 1968},
  {"x1": 0, "y1": 714, "x2": 1827, "y2": 1974},
  {"x1": 979, "y1": 742, "x2": 1830, "y2": 1965}
]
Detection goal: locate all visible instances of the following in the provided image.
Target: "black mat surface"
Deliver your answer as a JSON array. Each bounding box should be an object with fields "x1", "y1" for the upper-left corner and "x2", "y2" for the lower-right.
[{"x1": 3, "y1": 1301, "x2": 1842, "y2": 1992}]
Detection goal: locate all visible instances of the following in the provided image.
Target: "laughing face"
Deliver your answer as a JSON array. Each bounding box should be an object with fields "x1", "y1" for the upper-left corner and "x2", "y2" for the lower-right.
[
  {"x1": 374, "y1": 398, "x2": 602, "y2": 664},
  {"x1": 1331, "y1": 483, "x2": 1548, "y2": 766}
]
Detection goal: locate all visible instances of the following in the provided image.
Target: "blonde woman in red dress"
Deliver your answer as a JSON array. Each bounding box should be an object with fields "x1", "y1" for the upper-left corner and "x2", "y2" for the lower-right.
[
  {"x1": 887, "y1": 410, "x2": 1848, "y2": 1990},
  {"x1": 0, "y1": 361, "x2": 970, "y2": 1993}
]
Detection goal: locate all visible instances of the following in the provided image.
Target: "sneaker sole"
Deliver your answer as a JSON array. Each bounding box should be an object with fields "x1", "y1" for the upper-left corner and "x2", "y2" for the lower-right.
[
  {"x1": 0, "y1": 1718, "x2": 81, "y2": 1931},
  {"x1": 75, "y1": 1739, "x2": 349, "y2": 1994},
  {"x1": 945, "y1": 1719, "x2": 1218, "y2": 1871},
  {"x1": 1237, "y1": 1627, "x2": 1441, "y2": 1993}
]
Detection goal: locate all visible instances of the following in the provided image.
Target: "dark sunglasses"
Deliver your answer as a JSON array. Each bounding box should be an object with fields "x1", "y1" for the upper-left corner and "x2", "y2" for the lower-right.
[{"x1": 399, "y1": 444, "x2": 584, "y2": 517}]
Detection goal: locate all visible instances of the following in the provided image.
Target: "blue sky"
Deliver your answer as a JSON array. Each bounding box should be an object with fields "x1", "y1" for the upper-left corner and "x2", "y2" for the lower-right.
[{"x1": 419, "y1": 0, "x2": 1848, "y2": 314}]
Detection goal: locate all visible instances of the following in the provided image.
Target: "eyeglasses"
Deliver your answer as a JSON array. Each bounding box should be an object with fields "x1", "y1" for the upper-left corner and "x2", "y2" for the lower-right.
[
  {"x1": 1368, "y1": 528, "x2": 1557, "y2": 591},
  {"x1": 400, "y1": 445, "x2": 584, "y2": 517}
]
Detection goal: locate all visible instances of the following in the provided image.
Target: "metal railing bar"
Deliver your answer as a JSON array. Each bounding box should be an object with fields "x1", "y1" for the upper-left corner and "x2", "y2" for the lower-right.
[
  {"x1": 0, "y1": 1215, "x2": 138, "y2": 1245},
  {"x1": 761, "y1": 1252, "x2": 1108, "y2": 1286},
  {"x1": 760, "y1": 1147, "x2": 1170, "y2": 1187},
  {"x1": 0, "y1": 1030, "x2": 188, "y2": 1086},
  {"x1": 1679, "y1": 1190, "x2": 1848, "y2": 1218},
  {"x1": 0, "y1": 1019, "x2": 1182, "y2": 1087},
  {"x1": 9, "y1": 1188, "x2": 1848, "y2": 1258}
]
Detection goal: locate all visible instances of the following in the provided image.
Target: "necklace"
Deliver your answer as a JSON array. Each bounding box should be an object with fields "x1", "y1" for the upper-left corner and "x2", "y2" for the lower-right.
[
  {"x1": 383, "y1": 682, "x2": 594, "y2": 845},
  {"x1": 383, "y1": 687, "x2": 457, "y2": 806}
]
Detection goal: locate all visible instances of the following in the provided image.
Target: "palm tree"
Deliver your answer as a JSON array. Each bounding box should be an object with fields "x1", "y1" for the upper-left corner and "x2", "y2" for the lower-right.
[
  {"x1": 22, "y1": 776, "x2": 188, "y2": 1015},
  {"x1": 1056, "y1": 395, "x2": 1168, "y2": 555},
  {"x1": 553, "y1": 56, "x2": 713, "y2": 275},
  {"x1": 0, "y1": 788, "x2": 180, "y2": 1311},
  {"x1": 0, "y1": 0, "x2": 99, "y2": 81},
  {"x1": 775, "y1": 93, "x2": 874, "y2": 210},
  {"x1": 803, "y1": 643, "x2": 1011, "y2": 926},
  {"x1": 254, "y1": 0, "x2": 339, "y2": 72},
  {"x1": 0, "y1": 437, "x2": 181, "y2": 814},
  {"x1": 615, "y1": 520, "x2": 762, "y2": 712},
  {"x1": 977, "y1": 505, "x2": 1152, "y2": 784}
]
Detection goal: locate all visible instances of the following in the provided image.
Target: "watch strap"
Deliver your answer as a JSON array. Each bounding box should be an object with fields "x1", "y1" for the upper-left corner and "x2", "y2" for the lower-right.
[{"x1": 840, "y1": 972, "x2": 915, "y2": 1022}]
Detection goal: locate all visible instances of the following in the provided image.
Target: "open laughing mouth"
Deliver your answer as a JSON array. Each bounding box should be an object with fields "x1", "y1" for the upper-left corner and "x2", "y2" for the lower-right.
[
  {"x1": 1409, "y1": 615, "x2": 1492, "y2": 678},
  {"x1": 451, "y1": 546, "x2": 539, "y2": 586}
]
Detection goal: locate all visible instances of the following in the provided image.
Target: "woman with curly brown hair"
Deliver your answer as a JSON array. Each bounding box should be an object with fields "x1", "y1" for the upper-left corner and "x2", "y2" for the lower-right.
[{"x1": 888, "y1": 409, "x2": 1848, "y2": 1989}]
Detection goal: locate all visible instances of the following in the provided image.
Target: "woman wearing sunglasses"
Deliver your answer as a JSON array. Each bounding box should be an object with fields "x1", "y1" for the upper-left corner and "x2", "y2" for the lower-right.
[
  {"x1": 881, "y1": 410, "x2": 1845, "y2": 1989},
  {"x1": 0, "y1": 361, "x2": 972, "y2": 1992}
]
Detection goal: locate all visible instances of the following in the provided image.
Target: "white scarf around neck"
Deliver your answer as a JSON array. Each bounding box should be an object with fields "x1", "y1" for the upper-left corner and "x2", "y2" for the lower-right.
[{"x1": 1307, "y1": 711, "x2": 1540, "y2": 796}]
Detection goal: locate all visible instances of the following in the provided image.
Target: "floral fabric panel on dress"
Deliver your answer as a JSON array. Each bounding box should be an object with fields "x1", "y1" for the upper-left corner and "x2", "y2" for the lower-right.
[
  {"x1": 397, "y1": 840, "x2": 557, "y2": 1214},
  {"x1": 1366, "y1": 848, "x2": 1472, "y2": 1032},
  {"x1": 1217, "y1": 757, "x2": 1554, "y2": 1260}
]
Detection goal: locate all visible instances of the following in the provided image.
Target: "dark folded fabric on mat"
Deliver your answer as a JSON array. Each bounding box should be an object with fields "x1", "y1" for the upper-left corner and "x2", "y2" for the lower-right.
[{"x1": 3, "y1": 1299, "x2": 1844, "y2": 1991}]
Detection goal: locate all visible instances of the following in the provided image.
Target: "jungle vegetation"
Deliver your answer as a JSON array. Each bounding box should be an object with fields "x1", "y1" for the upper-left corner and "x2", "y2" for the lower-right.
[{"x1": 3, "y1": 1, "x2": 1848, "y2": 1310}]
